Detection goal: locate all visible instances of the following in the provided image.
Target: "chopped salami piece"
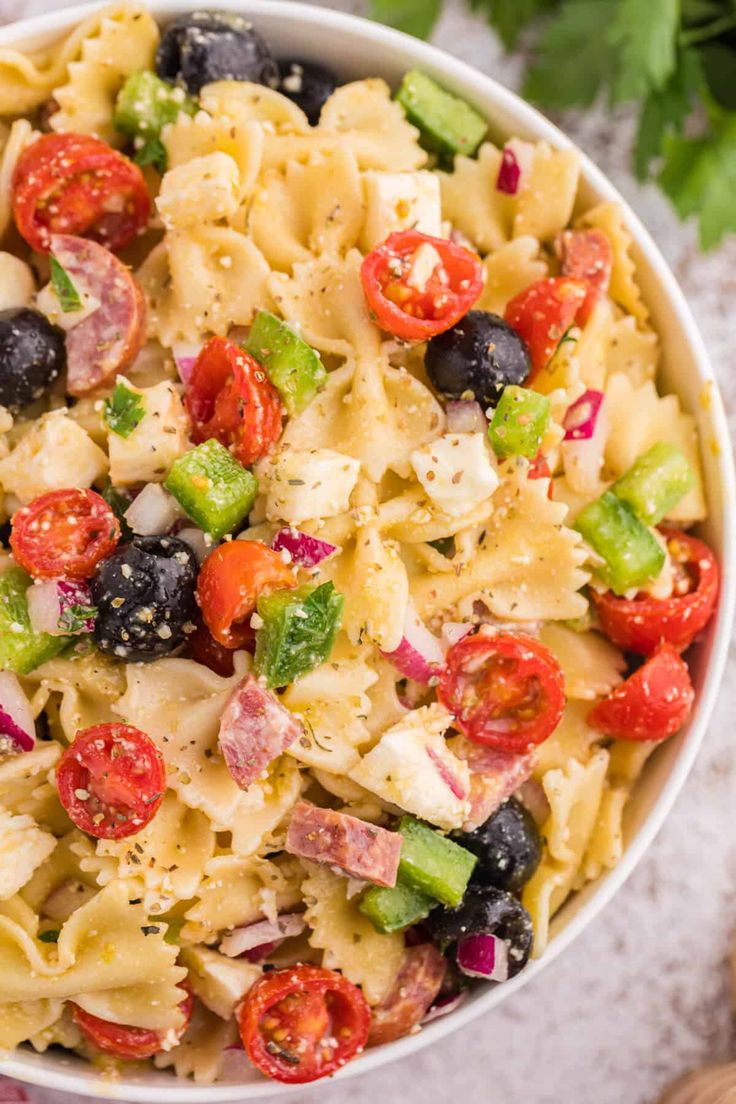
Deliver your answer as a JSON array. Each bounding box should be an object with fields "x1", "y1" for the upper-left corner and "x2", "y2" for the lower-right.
[
  {"x1": 368, "y1": 944, "x2": 447, "y2": 1046},
  {"x1": 449, "y1": 736, "x2": 537, "y2": 832},
  {"x1": 285, "y1": 802, "x2": 401, "y2": 888},
  {"x1": 49, "y1": 234, "x2": 146, "y2": 396},
  {"x1": 218, "y1": 675, "x2": 302, "y2": 790}
]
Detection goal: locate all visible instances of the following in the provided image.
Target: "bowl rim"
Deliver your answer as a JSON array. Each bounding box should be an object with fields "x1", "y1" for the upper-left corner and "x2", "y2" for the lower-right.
[{"x1": 1, "y1": 1, "x2": 734, "y2": 1099}]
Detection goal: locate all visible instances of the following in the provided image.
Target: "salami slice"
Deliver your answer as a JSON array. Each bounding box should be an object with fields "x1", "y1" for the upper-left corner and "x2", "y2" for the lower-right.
[
  {"x1": 285, "y1": 802, "x2": 401, "y2": 888},
  {"x1": 368, "y1": 944, "x2": 447, "y2": 1046},
  {"x1": 48, "y1": 234, "x2": 146, "y2": 396},
  {"x1": 218, "y1": 675, "x2": 302, "y2": 790},
  {"x1": 449, "y1": 736, "x2": 536, "y2": 832}
]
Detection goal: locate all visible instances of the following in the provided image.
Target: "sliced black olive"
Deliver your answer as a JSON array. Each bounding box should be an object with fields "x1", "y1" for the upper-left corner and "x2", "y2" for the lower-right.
[
  {"x1": 91, "y1": 535, "x2": 198, "y2": 662},
  {"x1": 456, "y1": 797, "x2": 542, "y2": 893},
  {"x1": 277, "y1": 59, "x2": 337, "y2": 125},
  {"x1": 156, "y1": 10, "x2": 279, "y2": 94},
  {"x1": 427, "y1": 885, "x2": 533, "y2": 978},
  {"x1": 0, "y1": 308, "x2": 66, "y2": 412},
  {"x1": 425, "y1": 310, "x2": 531, "y2": 408}
]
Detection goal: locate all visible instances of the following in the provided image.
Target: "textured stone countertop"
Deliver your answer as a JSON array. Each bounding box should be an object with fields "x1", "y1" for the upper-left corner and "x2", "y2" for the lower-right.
[{"x1": 2, "y1": 1, "x2": 735, "y2": 1102}]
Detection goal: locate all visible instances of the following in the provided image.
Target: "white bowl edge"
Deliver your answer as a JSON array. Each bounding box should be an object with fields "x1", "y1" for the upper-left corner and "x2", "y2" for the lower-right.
[{"x1": 0, "y1": 2, "x2": 734, "y2": 1099}]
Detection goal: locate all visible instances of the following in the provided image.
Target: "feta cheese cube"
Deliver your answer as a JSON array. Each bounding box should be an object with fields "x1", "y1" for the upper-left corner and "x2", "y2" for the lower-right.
[
  {"x1": 0, "y1": 410, "x2": 108, "y2": 504},
  {"x1": 180, "y1": 945, "x2": 260, "y2": 1021},
  {"x1": 265, "y1": 447, "x2": 361, "y2": 524},
  {"x1": 360, "y1": 171, "x2": 442, "y2": 251},
  {"x1": 410, "y1": 432, "x2": 499, "y2": 517},
  {"x1": 108, "y1": 379, "x2": 190, "y2": 486},
  {"x1": 0, "y1": 810, "x2": 56, "y2": 900}
]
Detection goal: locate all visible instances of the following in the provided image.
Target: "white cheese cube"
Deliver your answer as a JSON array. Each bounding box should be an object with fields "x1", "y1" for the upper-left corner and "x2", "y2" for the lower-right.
[
  {"x1": 0, "y1": 810, "x2": 56, "y2": 900},
  {"x1": 0, "y1": 410, "x2": 108, "y2": 504},
  {"x1": 156, "y1": 152, "x2": 240, "y2": 229},
  {"x1": 349, "y1": 704, "x2": 470, "y2": 831},
  {"x1": 410, "y1": 432, "x2": 499, "y2": 517},
  {"x1": 181, "y1": 945, "x2": 260, "y2": 1020},
  {"x1": 0, "y1": 253, "x2": 34, "y2": 311},
  {"x1": 108, "y1": 378, "x2": 190, "y2": 486},
  {"x1": 265, "y1": 447, "x2": 361, "y2": 524},
  {"x1": 360, "y1": 171, "x2": 442, "y2": 251}
]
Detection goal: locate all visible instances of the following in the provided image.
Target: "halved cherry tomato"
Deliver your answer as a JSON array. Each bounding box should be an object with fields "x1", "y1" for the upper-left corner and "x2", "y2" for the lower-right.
[
  {"x1": 237, "y1": 965, "x2": 371, "y2": 1084},
  {"x1": 504, "y1": 276, "x2": 588, "y2": 380},
  {"x1": 557, "y1": 228, "x2": 612, "y2": 324},
  {"x1": 438, "y1": 631, "x2": 566, "y2": 752},
  {"x1": 12, "y1": 133, "x2": 151, "y2": 254},
  {"x1": 72, "y1": 987, "x2": 193, "y2": 1060},
  {"x1": 185, "y1": 338, "x2": 283, "y2": 467},
  {"x1": 360, "y1": 229, "x2": 483, "y2": 342},
  {"x1": 196, "y1": 540, "x2": 295, "y2": 649},
  {"x1": 588, "y1": 643, "x2": 694, "y2": 742},
  {"x1": 11, "y1": 489, "x2": 120, "y2": 580},
  {"x1": 57, "y1": 723, "x2": 166, "y2": 839},
  {"x1": 528, "y1": 452, "x2": 554, "y2": 499},
  {"x1": 594, "y1": 529, "x2": 719, "y2": 655}
]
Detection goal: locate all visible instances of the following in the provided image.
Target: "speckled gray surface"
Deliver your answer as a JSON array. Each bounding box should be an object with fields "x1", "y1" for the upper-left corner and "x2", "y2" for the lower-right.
[{"x1": 2, "y1": 1, "x2": 735, "y2": 1102}]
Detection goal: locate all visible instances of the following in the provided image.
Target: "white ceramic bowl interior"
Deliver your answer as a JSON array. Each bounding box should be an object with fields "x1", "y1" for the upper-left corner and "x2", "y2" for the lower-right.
[{"x1": 1, "y1": 2, "x2": 734, "y2": 1098}]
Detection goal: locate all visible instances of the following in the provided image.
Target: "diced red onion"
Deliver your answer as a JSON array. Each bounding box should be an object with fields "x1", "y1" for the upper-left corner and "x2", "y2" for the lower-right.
[
  {"x1": 172, "y1": 343, "x2": 200, "y2": 385},
  {"x1": 124, "y1": 483, "x2": 183, "y2": 537},
  {"x1": 242, "y1": 940, "x2": 279, "y2": 963},
  {"x1": 440, "y1": 621, "x2": 472, "y2": 653},
  {"x1": 0, "y1": 672, "x2": 35, "y2": 754},
  {"x1": 271, "y1": 527, "x2": 337, "y2": 567},
  {"x1": 496, "y1": 140, "x2": 533, "y2": 196},
  {"x1": 426, "y1": 745, "x2": 468, "y2": 800},
  {"x1": 382, "y1": 602, "x2": 444, "y2": 685},
  {"x1": 0, "y1": 1080, "x2": 31, "y2": 1102},
  {"x1": 563, "y1": 390, "x2": 605, "y2": 442},
  {"x1": 27, "y1": 579, "x2": 94, "y2": 637},
  {"x1": 562, "y1": 391, "x2": 608, "y2": 495},
  {"x1": 176, "y1": 526, "x2": 211, "y2": 564},
  {"x1": 421, "y1": 990, "x2": 468, "y2": 1024},
  {"x1": 219, "y1": 914, "x2": 306, "y2": 958},
  {"x1": 445, "y1": 400, "x2": 486, "y2": 434},
  {"x1": 457, "y1": 932, "x2": 509, "y2": 981}
]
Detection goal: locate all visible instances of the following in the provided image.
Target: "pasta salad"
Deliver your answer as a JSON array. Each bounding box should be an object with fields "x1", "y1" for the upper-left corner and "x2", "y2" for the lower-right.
[{"x1": 0, "y1": 3, "x2": 720, "y2": 1087}]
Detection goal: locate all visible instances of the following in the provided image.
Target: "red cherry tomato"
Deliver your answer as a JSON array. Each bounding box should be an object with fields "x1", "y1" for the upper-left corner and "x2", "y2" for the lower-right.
[
  {"x1": 593, "y1": 529, "x2": 719, "y2": 656},
  {"x1": 73, "y1": 987, "x2": 193, "y2": 1060},
  {"x1": 504, "y1": 276, "x2": 588, "y2": 380},
  {"x1": 10, "y1": 489, "x2": 120, "y2": 580},
  {"x1": 12, "y1": 133, "x2": 151, "y2": 253},
  {"x1": 196, "y1": 540, "x2": 295, "y2": 649},
  {"x1": 588, "y1": 643, "x2": 695, "y2": 742},
  {"x1": 185, "y1": 338, "x2": 283, "y2": 466},
  {"x1": 557, "y1": 228, "x2": 612, "y2": 324},
  {"x1": 438, "y1": 631, "x2": 566, "y2": 752},
  {"x1": 56, "y1": 723, "x2": 166, "y2": 840},
  {"x1": 360, "y1": 230, "x2": 484, "y2": 342},
  {"x1": 237, "y1": 965, "x2": 371, "y2": 1084},
  {"x1": 528, "y1": 452, "x2": 554, "y2": 499}
]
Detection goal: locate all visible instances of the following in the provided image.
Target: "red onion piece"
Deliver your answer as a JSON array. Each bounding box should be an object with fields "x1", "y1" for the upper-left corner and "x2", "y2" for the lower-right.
[
  {"x1": 176, "y1": 526, "x2": 211, "y2": 564},
  {"x1": 0, "y1": 672, "x2": 35, "y2": 754},
  {"x1": 563, "y1": 389, "x2": 605, "y2": 441},
  {"x1": 172, "y1": 343, "x2": 200, "y2": 385},
  {"x1": 457, "y1": 932, "x2": 509, "y2": 981},
  {"x1": 426, "y1": 745, "x2": 468, "y2": 800},
  {"x1": 445, "y1": 400, "x2": 486, "y2": 434},
  {"x1": 242, "y1": 940, "x2": 279, "y2": 963},
  {"x1": 27, "y1": 579, "x2": 94, "y2": 637},
  {"x1": 421, "y1": 990, "x2": 468, "y2": 1024},
  {"x1": 271, "y1": 527, "x2": 337, "y2": 567},
  {"x1": 219, "y1": 913, "x2": 306, "y2": 958},
  {"x1": 124, "y1": 483, "x2": 183, "y2": 536},
  {"x1": 382, "y1": 602, "x2": 444, "y2": 684},
  {"x1": 496, "y1": 148, "x2": 522, "y2": 195}
]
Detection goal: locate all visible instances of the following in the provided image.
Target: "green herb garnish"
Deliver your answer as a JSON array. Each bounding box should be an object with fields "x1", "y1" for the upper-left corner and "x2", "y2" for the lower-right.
[
  {"x1": 58, "y1": 603, "x2": 97, "y2": 634},
  {"x1": 38, "y1": 929, "x2": 60, "y2": 943},
  {"x1": 104, "y1": 382, "x2": 145, "y2": 439},
  {"x1": 49, "y1": 254, "x2": 82, "y2": 313},
  {"x1": 134, "y1": 134, "x2": 168, "y2": 174}
]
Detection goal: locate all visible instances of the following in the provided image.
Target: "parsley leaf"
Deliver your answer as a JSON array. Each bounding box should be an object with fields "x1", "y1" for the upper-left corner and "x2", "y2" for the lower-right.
[
  {"x1": 49, "y1": 255, "x2": 82, "y2": 313},
  {"x1": 659, "y1": 111, "x2": 736, "y2": 248},
  {"x1": 38, "y1": 929, "x2": 60, "y2": 943},
  {"x1": 523, "y1": 0, "x2": 619, "y2": 109},
  {"x1": 134, "y1": 134, "x2": 167, "y2": 174},
  {"x1": 369, "y1": 0, "x2": 442, "y2": 38},
  {"x1": 59, "y1": 603, "x2": 97, "y2": 634},
  {"x1": 609, "y1": 0, "x2": 680, "y2": 103},
  {"x1": 634, "y1": 49, "x2": 701, "y2": 179},
  {"x1": 104, "y1": 382, "x2": 145, "y2": 439},
  {"x1": 470, "y1": 0, "x2": 557, "y2": 49}
]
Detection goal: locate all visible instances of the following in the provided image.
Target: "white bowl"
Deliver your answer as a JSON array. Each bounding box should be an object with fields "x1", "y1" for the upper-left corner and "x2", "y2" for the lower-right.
[{"x1": 1, "y1": 2, "x2": 734, "y2": 1098}]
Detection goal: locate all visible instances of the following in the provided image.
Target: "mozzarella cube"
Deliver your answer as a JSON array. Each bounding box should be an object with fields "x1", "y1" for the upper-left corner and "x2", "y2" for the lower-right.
[
  {"x1": 410, "y1": 432, "x2": 499, "y2": 517},
  {"x1": 349, "y1": 704, "x2": 470, "y2": 831},
  {"x1": 181, "y1": 945, "x2": 260, "y2": 1020},
  {"x1": 360, "y1": 171, "x2": 442, "y2": 251},
  {"x1": 108, "y1": 379, "x2": 190, "y2": 486},
  {"x1": 156, "y1": 152, "x2": 240, "y2": 229},
  {"x1": 0, "y1": 810, "x2": 56, "y2": 900},
  {"x1": 0, "y1": 410, "x2": 108, "y2": 504},
  {"x1": 0, "y1": 253, "x2": 34, "y2": 311},
  {"x1": 265, "y1": 447, "x2": 361, "y2": 524}
]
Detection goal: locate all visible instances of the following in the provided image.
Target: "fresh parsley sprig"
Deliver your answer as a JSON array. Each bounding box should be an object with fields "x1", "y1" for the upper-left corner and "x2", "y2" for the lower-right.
[
  {"x1": 104, "y1": 381, "x2": 145, "y2": 439},
  {"x1": 49, "y1": 255, "x2": 82, "y2": 313},
  {"x1": 369, "y1": 0, "x2": 736, "y2": 248}
]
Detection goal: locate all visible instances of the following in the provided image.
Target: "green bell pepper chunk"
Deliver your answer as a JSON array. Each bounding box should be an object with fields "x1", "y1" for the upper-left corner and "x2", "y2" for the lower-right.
[
  {"x1": 0, "y1": 567, "x2": 70, "y2": 674},
  {"x1": 254, "y1": 581, "x2": 344, "y2": 689},
  {"x1": 397, "y1": 816, "x2": 477, "y2": 908},
  {"x1": 575, "y1": 491, "x2": 666, "y2": 595},
  {"x1": 488, "y1": 385, "x2": 550, "y2": 459},
  {"x1": 114, "y1": 70, "x2": 196, "y2": 171},
  {"x1": 246, "y1": 310, "x2": 327, "y2": 416},
  {"x1": 359, "y1": 879, "x2": 434, "y2": 934},
  {"x1": 611, "y1": 442, "x2": 694, "y2": 526},
  {"x1": 396, "y1": 70, "x2": 488, "y2": 160},
  {"x1": 164, "y1": 439, "x2": 258, "y2": 540}
]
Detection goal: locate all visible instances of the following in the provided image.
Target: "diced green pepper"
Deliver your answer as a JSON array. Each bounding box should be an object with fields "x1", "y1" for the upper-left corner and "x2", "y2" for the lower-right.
[
  {"x1": 611, "y1": 442, "x2": 694, "y2": 526},
  {"x1": 0, "y1": 567, "x2": 69, "y2": 675},
  {"x1": 254, "y1": 582, "x2": 344, "y2": 689},
  {"x1": 575, "y1": 491, "x2": 666, "y2": 596},
  {"x1": 164, "y1": 439, "x2": 258, "y2": 540},
  {"x1": 246, "y1": 310, "x2": 326, "y2": 417},
  {"x1": 113, "y1": 70, "x2": 196, "y2": 172},
  {"x1": 396, "y1": 70, "x2": 488, "y2": 159},
  {"x1": 488, "y1": 385, "x2": 550, "y2": 459},
  {"x1": 397, "y1": 816, "x2": 476, "y2": 908},
  {"x1": 359, "y1": 880, "x2": 434, "y2": 934}
]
